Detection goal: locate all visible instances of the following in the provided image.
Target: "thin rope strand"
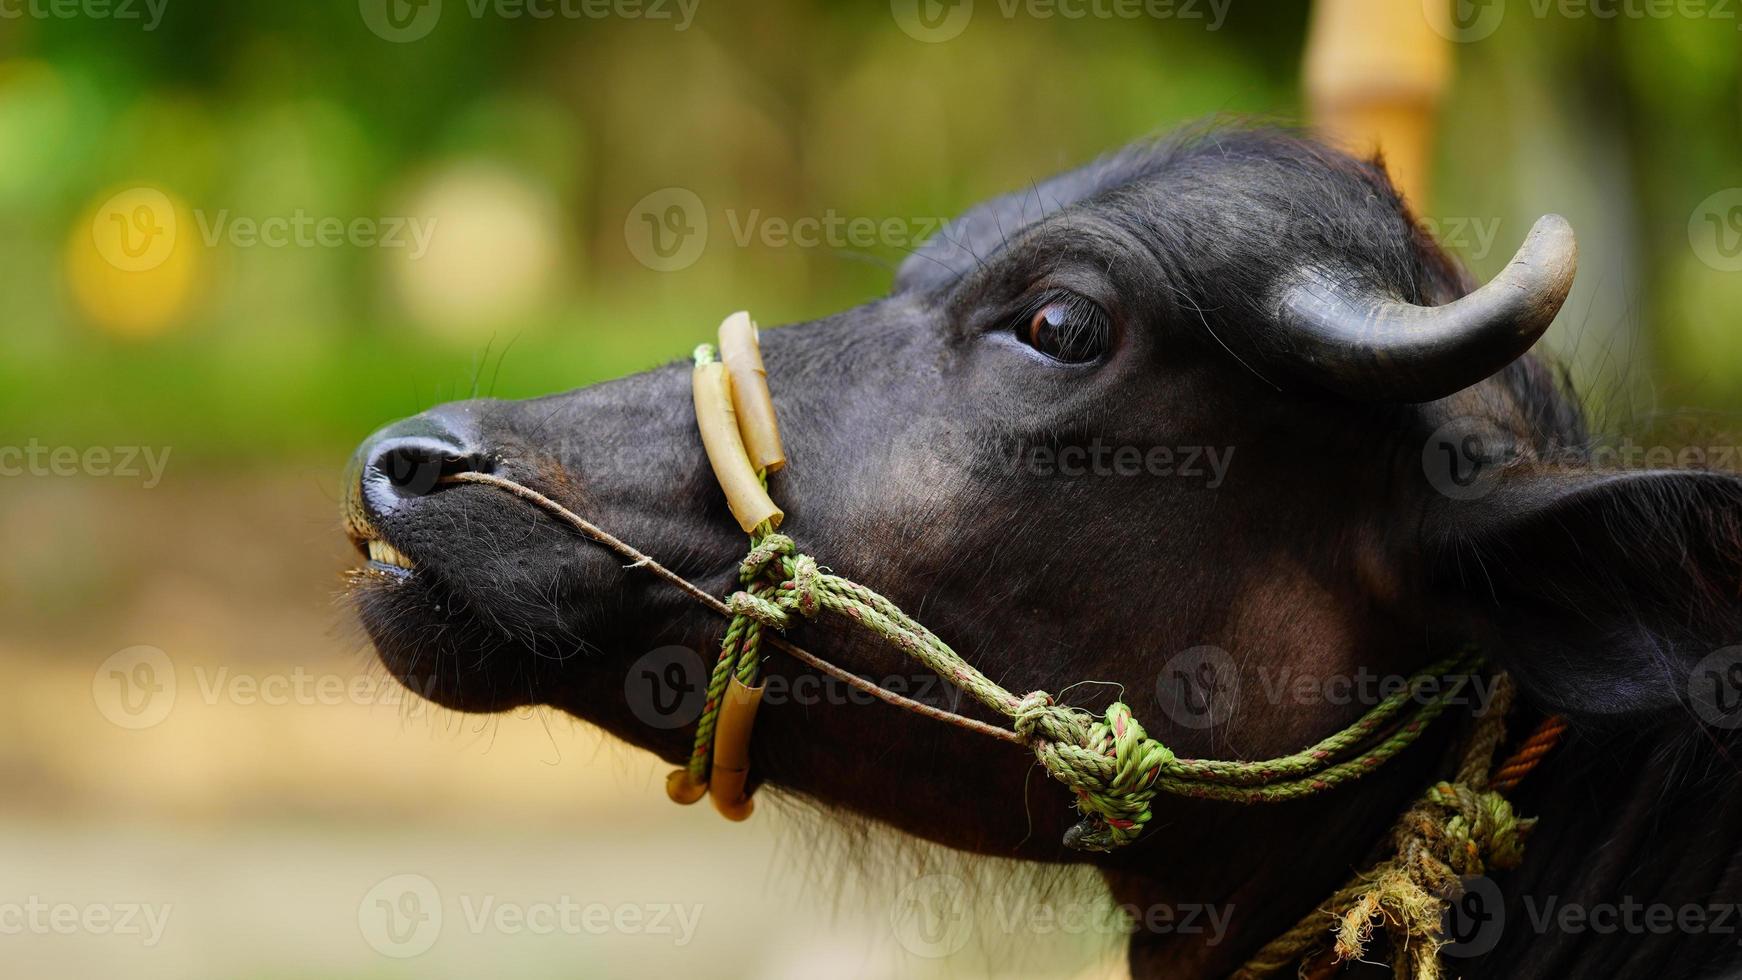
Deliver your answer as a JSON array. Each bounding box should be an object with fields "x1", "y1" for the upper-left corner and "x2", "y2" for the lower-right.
[{"x1": 441, "y1": 471, "x2": 1024, "y2": 744}]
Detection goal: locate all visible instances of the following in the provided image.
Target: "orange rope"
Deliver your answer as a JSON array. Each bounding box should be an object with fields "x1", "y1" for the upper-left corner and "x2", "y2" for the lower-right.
[{"x1": 1489, "y1": 715, "x2": 1568, "y2": 794}]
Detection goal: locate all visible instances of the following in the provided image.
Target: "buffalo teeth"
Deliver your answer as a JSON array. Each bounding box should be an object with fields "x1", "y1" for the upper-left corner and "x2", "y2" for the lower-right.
[{"x1": 367, "y1": 539, "x2": 414, "y2": 570}]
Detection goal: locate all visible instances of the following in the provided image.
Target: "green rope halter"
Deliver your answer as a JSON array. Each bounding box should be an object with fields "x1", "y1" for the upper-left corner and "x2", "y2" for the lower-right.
[{"x1": 680, "y1": 343, "x2": 1483, "y2": 853}]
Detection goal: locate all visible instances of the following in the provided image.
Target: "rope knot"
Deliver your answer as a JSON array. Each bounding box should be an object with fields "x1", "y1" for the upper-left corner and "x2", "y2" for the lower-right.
[
  {"x1": 727, "y1": 589, "x2": 789, "y2": 629},
  {"x1": 1013, "y1": 693, "x2": 1176, "y2": 853},
  {"x1": 1423, "y1": 781, "x2": 1533, "y2": 874},
  {"x1": 739, "y1": 533, "x2": 795, "y2": 582},
  {"x1": 1012, "y1": 691, "x2": 1081, "y2": 744},
  {"x1": 785, "y1": 554, "x2": 823, "y2": 618}
]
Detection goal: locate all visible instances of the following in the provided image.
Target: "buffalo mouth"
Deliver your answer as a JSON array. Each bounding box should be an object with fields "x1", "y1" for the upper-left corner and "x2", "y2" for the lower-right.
[
  {"x1": 362, "y1": 538, "x2": 416, "y2": 575},
  {"x1": 340, "y1": 472, "x2": 531, "y2": 712},
  {"x1": 339, "y1": 457, "x2": 625, "y2": 716},
  {"x1": 346, "y1": 518, "x2": 418, "y2": 577},
  {"x1": 345, "y1": 511, "x2": 418, "y2": 580}
]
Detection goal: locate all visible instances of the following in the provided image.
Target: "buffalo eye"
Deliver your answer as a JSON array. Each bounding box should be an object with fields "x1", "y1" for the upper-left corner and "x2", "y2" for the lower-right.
[{"x1": 1020, "y1": 294, "x2": 1111, "y2": 364}]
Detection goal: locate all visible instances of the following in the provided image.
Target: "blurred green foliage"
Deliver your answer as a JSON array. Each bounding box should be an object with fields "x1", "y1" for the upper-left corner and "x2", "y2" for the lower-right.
[{"x1": 2, "y1": 1, "x2": 1740, "y2": 460}]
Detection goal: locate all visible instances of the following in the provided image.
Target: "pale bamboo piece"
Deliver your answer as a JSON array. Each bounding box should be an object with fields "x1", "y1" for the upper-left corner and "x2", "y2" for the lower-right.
[
  {"x1": 708, "y1": 677, "x2": 763, "y2": 821},
  {"x1": 691, "y1": 360, "x2": 783, "y2": 533},
  {"x1": 717, "y1": 311, "x2": 786, "y2": 474}
]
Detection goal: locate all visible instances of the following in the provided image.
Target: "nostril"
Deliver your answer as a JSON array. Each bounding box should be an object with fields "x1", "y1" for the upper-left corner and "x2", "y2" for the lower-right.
[{"x1": 369, "y1": 439, "x2": 493, "y2": 497}]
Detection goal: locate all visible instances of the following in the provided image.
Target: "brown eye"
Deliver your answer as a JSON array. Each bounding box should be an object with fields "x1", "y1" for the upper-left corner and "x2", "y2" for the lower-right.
[{"x1": 1022, "y1": 295, "x2": 1111, "y2": 364}]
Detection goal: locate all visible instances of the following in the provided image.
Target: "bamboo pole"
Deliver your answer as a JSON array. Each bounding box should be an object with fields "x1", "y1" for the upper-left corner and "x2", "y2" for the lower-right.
[{"x1": 1303, "y1": 0, "x2": 1453, "y2": 210}]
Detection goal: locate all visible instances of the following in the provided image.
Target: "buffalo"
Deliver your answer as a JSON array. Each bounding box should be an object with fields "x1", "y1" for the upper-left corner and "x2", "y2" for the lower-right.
[{"x1": 345, "y1": 126, "x2": 1742, "y2": 978}]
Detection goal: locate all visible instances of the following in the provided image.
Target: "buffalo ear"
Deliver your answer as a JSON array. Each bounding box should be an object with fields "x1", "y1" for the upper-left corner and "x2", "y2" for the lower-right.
[{"x1": 1425, "y1": 467, "x2": 1742, "y2": 724}]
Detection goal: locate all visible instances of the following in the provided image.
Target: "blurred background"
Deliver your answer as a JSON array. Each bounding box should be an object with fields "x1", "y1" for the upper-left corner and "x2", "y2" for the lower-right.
[{"x1": 4, "y1": 1, "x2": 1741, "y2": 976}]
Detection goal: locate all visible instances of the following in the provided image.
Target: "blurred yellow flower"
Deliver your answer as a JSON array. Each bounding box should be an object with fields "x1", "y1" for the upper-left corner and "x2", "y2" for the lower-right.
[{"x1": 65, "y1": 185, "x2": 201, "y2": 339}]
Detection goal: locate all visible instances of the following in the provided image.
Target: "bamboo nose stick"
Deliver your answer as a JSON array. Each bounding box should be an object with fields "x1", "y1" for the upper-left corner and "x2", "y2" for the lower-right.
[
  {"x1": 718, "y1": 311, "x2": 786, "y2": 475},
  {"x1": 691, "y1": 355, "x2": 782, "y2": 534}
]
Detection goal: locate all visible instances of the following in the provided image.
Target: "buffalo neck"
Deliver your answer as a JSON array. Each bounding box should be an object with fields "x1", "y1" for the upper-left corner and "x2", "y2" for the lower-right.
[{"x1": 1111, "y1": 720, "x2": 1742, "y2": 979}]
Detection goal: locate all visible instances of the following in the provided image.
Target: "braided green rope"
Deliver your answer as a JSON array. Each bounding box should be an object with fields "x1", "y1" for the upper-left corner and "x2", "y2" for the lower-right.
[{"x1": 681, "y1": 344, "x2": 1484, "y2": 853}]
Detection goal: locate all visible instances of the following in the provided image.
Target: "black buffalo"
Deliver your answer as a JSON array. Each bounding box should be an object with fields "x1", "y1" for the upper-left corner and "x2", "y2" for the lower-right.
[{"x1": 345, "y1": 126, "x2": 1742, "y2": 978}]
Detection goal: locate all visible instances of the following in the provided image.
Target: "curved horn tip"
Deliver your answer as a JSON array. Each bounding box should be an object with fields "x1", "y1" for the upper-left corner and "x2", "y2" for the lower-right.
[
  {"x1": 1497, "y1": 213, "x2": 1578, "y2": 340},
  {"x1": 1516, "y1": 213, "x2": 1578, "y2": 292},
  {"x1": 1261, "y1": 212, "x2": 1580, "y2": 404}
]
